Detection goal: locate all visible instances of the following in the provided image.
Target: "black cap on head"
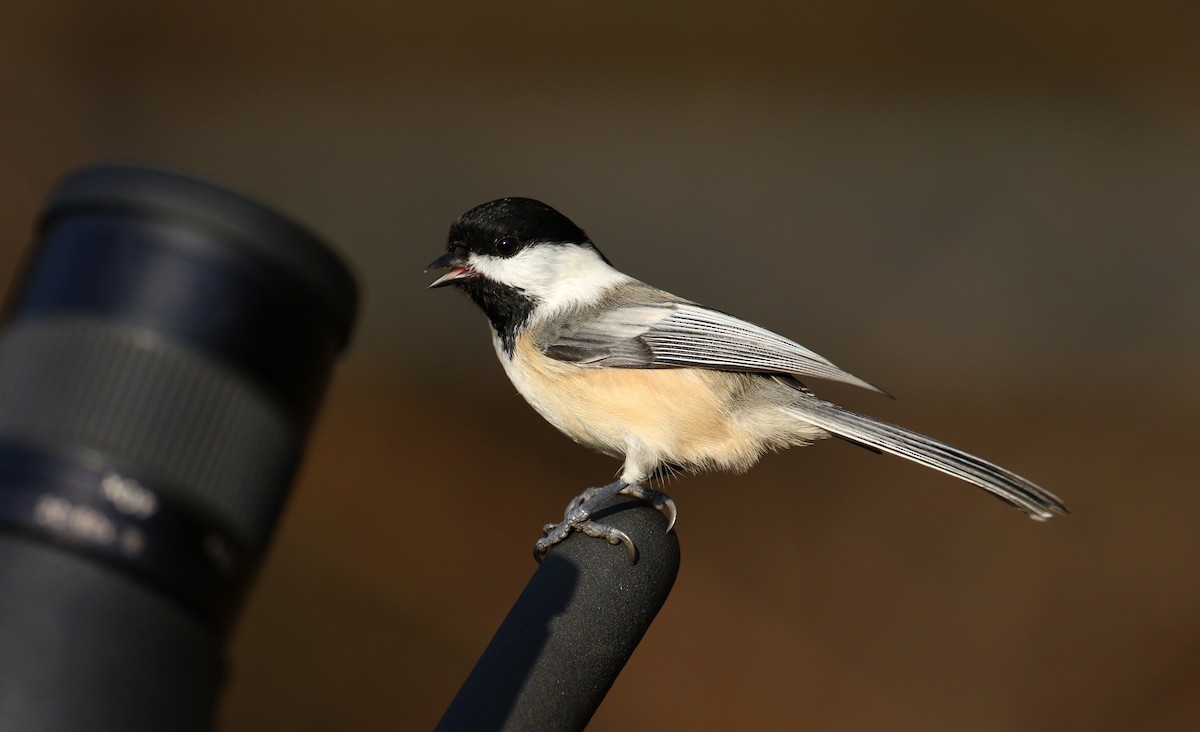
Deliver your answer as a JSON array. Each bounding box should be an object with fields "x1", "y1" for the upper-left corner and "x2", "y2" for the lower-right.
[{"x1": 447, "y1": 198, "x2": 608, "y2": 263}]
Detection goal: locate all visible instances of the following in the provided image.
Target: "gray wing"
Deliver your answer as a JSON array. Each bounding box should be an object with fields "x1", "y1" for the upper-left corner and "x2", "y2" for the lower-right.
[{"x1": 540, "y1": 300, "x2": 887, "y2": 394}]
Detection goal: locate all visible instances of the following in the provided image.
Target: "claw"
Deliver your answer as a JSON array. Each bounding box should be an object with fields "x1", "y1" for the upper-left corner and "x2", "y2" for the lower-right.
[
  {"x1": 579, "y1": 522, "x2": 637, "y2": 563},
  {"x1": 651, "y1": 493, "x2": 677, "y2": 532},
  {"x1": 622, "y1": 534, "x2": 638, "y2": 562},
  {"x1": 662, "y1": 498, "x2": 677, "y2": 533},
  {"x1": 618, "y1": 485, "x2": 677, "y2": 533}
]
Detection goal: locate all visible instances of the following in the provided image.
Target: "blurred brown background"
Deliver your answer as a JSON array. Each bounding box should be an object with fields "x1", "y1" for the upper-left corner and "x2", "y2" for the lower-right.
[{"x1": 3, "y1": 1, "x2": 1199, "y2": 729}]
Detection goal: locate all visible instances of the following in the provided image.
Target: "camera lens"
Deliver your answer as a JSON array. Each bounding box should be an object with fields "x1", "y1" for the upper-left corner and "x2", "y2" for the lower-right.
[{"x1": 0, "y1": 163, "x2": 358, "y2": 730}]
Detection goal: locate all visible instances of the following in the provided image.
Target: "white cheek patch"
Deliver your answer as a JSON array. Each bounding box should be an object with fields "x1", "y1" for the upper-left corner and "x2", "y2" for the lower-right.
[{"x1": 469, "y1": 244, "x2": 631, "y2": 317}]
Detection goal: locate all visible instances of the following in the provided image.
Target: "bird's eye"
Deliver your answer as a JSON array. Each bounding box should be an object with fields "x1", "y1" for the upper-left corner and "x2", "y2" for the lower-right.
[{"x1": 496, "y1": 237, "x2": 520, "y2": 256}]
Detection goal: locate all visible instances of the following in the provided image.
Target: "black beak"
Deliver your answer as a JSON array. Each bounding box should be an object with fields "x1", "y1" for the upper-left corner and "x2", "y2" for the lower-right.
[
  {"x1": 426, "y1": 252, "x2": 473, "y2": 288},
  {"x1": 425, "y1": 252, "x2": 454, "y2": 272}
]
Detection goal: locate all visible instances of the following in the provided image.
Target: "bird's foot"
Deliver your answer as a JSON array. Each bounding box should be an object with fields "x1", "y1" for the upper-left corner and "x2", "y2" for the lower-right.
[{"x1": 533, "y1": 480, "x2": 677, "y2": 564}]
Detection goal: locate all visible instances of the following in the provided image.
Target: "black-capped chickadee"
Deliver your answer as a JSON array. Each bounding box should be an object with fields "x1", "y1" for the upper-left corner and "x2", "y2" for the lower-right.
[{"x1": 428, "y1": 198, "x2": 1067, "y2": 561}]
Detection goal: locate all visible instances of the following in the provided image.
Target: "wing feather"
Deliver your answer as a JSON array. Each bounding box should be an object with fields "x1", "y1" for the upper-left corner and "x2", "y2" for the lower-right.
[{"x1": 539, "y1": 299, "x2": 887, "y2": 394}]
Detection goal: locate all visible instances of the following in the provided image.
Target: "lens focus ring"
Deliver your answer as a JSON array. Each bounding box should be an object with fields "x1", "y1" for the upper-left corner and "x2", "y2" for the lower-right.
[{"x1": 0, "y1": 317, "x2": 295, "y2": 548}]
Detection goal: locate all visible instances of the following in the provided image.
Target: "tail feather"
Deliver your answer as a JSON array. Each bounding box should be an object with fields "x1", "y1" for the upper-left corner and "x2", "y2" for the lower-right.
[{"x1": 789, "y1": 399, "x2": 1068, "y2": 520}]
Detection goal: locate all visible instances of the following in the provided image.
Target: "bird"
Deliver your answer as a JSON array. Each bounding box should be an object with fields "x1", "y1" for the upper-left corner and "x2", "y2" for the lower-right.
[{"x1": 427, "y1": 197, "x2": 1067, "y2": 562}]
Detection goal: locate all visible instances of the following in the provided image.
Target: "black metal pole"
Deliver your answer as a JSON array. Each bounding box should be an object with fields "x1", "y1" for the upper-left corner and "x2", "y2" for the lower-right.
[{"x1": 437, "y1": 495, "x2": 681, "y2": 732}]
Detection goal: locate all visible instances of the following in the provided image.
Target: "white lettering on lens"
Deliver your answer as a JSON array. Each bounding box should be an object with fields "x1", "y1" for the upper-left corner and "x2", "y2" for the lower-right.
[
  {"x1": 100, "y1": 472, "x2": 159, "y2": 519},
  {"x1": 34, "y1": 495, "x2": 117, "y2": 545}
]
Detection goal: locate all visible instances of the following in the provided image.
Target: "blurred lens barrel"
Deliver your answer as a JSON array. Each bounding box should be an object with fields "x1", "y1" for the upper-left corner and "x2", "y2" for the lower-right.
[{"x1": 0, "y1": 163, "x2": 358, "y2": 731}]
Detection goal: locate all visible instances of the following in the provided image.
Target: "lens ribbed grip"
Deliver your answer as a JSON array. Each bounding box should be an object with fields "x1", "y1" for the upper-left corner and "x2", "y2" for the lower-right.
[{"x1": 0, "y1": 318, "x2": 295, "y2": 546}]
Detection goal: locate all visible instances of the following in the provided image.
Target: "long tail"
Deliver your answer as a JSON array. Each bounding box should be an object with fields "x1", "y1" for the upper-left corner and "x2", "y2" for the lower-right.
[{"x1": 787, "y1": 398, "x2": 1068, "y2": 520}]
